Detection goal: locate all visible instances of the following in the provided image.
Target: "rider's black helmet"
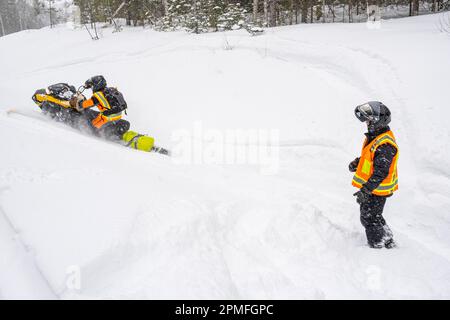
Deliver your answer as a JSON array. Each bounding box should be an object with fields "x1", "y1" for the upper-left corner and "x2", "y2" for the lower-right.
[
  {"x1": 85, "y1": 75, "x2": 107, "y2": 92},
  {"x1": 355, "y1": 101, "x2": 391, "y2": 133}
]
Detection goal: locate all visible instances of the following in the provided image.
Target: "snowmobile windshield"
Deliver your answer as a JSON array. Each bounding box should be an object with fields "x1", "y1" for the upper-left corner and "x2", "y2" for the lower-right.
[{"x1": 355, "y1": 102, "x2": 381, "y2": 122}]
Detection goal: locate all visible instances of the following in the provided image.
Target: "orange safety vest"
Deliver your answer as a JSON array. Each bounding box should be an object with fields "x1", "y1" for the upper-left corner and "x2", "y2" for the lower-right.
[
  {"x1": 352, "y1": 130, "x2": 399, "y2": 196},
  {"x1": 90, "y1": 91, "x2": 123, "y2": 129}
]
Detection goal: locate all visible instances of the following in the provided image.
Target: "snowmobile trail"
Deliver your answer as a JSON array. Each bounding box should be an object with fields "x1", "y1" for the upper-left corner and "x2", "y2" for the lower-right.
[
  {"x1": 2, "y1": 108, "x2": 106, "y2": 148},
  {"x1": 4, "y1": 108, "x2": 171, "y2": 157},
  {"x1": 6, "y1": 108, "x2": 60, "y2": 126}
]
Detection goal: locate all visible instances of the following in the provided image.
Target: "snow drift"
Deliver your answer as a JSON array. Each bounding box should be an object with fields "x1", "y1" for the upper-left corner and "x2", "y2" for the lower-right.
[{"x1": 0, "y1": 14, "x2": 449, "y2": 299}]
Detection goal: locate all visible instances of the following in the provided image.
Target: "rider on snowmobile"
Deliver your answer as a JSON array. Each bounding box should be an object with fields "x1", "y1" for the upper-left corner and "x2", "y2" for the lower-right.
[
  {"x1": 32, "y1": 77, "x2": 169, "y2": 155},
  {"x1": 70, "y1": 75, "x2": 130, "y2": 140}
]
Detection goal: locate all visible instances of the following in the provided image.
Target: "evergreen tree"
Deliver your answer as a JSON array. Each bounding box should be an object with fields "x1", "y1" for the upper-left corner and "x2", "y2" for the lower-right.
[{"x1": 218, "y1": 3, "x2": 247, "y2": 31}]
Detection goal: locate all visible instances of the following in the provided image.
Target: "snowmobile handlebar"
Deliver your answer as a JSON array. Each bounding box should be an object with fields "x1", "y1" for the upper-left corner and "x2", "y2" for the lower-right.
[{"x1": 77, "y1": 85, "x2": 87, "y2": 94}]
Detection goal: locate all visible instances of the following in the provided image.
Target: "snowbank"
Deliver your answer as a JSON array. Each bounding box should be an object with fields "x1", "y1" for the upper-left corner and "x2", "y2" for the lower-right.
[{"x1": 0, "y1": 14, "x2": 449, "y2": 299}]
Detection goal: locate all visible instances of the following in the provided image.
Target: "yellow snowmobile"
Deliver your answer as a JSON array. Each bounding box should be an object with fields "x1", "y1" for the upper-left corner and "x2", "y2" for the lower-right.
[{"x1": 32, "y1": 83, "x2": 169, "y2": 155}]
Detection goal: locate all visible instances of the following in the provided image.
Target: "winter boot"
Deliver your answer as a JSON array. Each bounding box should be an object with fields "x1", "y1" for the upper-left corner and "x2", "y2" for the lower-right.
[{"x1": 384, "y1": 238, "x2": 397, "y2": 249}]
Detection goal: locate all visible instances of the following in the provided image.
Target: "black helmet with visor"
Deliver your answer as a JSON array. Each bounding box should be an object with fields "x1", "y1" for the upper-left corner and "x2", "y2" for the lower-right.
[{"x1": 355, "y1": 101, "x2": 391, "y2": 133}]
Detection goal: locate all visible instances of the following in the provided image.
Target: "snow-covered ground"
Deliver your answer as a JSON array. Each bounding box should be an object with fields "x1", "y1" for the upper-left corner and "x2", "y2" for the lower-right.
[{"x1": 0, "y1": 14, "x2": 449, "y2": 299}]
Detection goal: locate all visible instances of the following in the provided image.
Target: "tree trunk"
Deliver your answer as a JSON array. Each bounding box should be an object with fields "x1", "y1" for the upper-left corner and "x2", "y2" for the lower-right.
[
  {"x1": 264, "y1": 0, "x2": 268, "y2": 26},
  {"x1": 343, "y1": 4, "x2": 345, "y2": 22},
  {"x1": 322, "y1": 0, "x2": 326, "y2": 23},
  {"x1": 49, "y1": 0, "x2": 53, "y2": 28},
  {"x1": 253, "y1": 0, "x2": 259, "y2": 23},
  {"x1": 413, "y1": 0, "x2": 419, "y2": 16},
  {"x1": 289, "y1": 0, "x2": 294, "y2": 25},
  {"x1": 141, "y1": 1, "x2": 145, "y2": 27},
  {"x1": 301, "y1": 0, "x2": 308, "y2": 23},
  {"x1": 348, "y1": 0, "x2": 352, "y2": 23},
  {"x1": 0, "y1": 13, "x2": 5, "y2": 37},
  {"x1": 269, "y1": 0, "x2": 277, "y2": 27},
  {"x1": 126, "y1": 0, "x2": 131, "y2": 25},
  {"x1": 163, "y1": 0, "x2": 168, "y2": 16},
  {"x1": 329, "y1": 4, "x2": 335, "y2": 22}
]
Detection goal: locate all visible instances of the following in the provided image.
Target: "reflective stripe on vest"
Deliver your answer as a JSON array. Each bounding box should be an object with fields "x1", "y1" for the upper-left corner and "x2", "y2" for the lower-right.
[
  {"x1": 93, "y1": 91, "x2": 112, "y2": 111},
  {"x1": 91, "y1": 113, "x2": 122, "y2": 129},
  {"x1": 370, "y1": 135, "x2": 396, "y2": 152},
  {"x1": 353, "y1": 173, "x2": 398, "y2": 193},
  {"x1": 352, "y1": 131, "x2": 399, "y2": 196}
]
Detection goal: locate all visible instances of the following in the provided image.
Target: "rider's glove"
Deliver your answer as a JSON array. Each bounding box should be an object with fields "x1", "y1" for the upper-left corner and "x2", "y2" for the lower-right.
[
  {"x1": 353, "y1": 186, "x2": 371, "y2": 205},
  {"x1": 69, "y1": 96, "x2": 78, "y2": 109},
  {"x1": 348, "y1": 157, "x2": 360, "y2": 172},
  {"x1": 75, "y1": 103, "x2": 84, "y2": 112}
]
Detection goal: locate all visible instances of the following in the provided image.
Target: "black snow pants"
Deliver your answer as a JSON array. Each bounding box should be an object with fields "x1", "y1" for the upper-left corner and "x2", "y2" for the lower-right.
[
  {"x1": 82, "y1": 109, "x2": 130, "y2": 141},
  {"x1": 360, "y1": 194, "x2": 394, "y2": 247}
]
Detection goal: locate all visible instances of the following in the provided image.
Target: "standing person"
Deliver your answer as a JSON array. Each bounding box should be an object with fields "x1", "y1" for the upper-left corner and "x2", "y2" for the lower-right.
[{"x1": 349, "y1": 101, "x2": 399, "y2": 249}]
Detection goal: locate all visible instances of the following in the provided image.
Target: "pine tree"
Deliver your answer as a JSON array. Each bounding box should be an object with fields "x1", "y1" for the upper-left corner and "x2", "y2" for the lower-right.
[
  {"x1": 218, "y1": 3, "x2": 247, "y2": 31},
  {"x1": 161, "y1": 0, "x2": 193, "y2": 30}
]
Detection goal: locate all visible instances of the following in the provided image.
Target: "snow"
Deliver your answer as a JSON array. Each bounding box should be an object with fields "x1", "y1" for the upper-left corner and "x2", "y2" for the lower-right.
[{"x1": 0, "y1": 14, "x2": 450, "y2": 299}]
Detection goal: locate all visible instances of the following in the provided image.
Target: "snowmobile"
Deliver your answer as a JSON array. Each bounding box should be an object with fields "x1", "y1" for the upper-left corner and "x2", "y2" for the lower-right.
[{"x1": 31, "y1": 83, "x2": 170, "y2": 155}]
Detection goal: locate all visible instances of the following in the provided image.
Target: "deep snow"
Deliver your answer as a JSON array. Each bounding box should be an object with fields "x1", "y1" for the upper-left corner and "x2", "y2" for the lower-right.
[{"x1": 0, "y1": 14, "x2": 449, "y2": 299}]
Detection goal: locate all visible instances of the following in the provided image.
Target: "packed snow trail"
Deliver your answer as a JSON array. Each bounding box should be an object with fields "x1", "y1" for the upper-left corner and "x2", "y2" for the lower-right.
[{"x1": 0, "y1": 14, "x2": 449, "y2": 299}]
